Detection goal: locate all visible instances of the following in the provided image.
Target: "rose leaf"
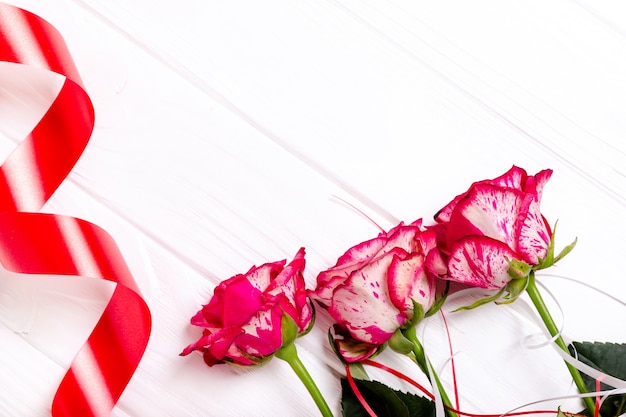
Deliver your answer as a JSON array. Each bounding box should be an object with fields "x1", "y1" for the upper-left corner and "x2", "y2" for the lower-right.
[
  {"x1": 571, "y1": 341, "x2": 626, "y2": 417},
  {"x1": 341, "y1": 378, "x2": 435, "y2": 417}
]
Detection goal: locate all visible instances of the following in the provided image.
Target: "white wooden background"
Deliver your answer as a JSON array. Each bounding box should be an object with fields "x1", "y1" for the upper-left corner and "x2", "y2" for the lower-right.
[{"x1": 1, "y1": 1, "x2": 625, "y2": 416}]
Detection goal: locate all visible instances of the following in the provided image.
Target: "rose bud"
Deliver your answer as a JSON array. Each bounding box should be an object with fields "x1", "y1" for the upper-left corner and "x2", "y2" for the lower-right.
[
  {"x1": 311, "y1": 220, "x2": 442, "y2": 361},
  {"x1": 181, "y1": 248, "x2": 313, "y2": 366},
  {"x1": 433, "y1": 165, "x2": 565, "y2": 294}
]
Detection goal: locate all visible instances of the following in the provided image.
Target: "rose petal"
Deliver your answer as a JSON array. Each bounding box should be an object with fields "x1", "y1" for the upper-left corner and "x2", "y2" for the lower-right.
[
  {"x1": 311, "y1": 236, "x2": 388, "y2": 305},
  {"x1": 266, "y1": 249, "x2": 304, "y2": 312},
  {"x1": 331, "y1": 325, "x2": 380, "y2": 363},
  {"x1": 244, "y1": 261, "x2": 286, "y2": 291},
  {"x1": 235, "y1": 305, "x2": 284, "y2": 359},
  {"x1": 426, "y1": 223, "x2": 449, "y2": 254},
  {"x1": 416, "y1": 228, "x2": 438, "y2": 254},
  {"x1": 202, "y1": 351, "x2": 224, "y2": 367},
  {"x1": 514, "y1": 169, "x2": 552, "y2": 263},
  {"x1": 490, "y1": 165, "x2": 527, "y2": 190},
  {"x1": 516, "y1": 196, "x2": 551, "y2": 264},
  {"x1": 380, "y1": 223, "x2": 421, "y2": 254},
  {"x1": 335, "y1": 236, "x2": 387, "y2": 267},
  {"x1": 426, "y1": 248, "x2": 448, "y2": 276},
  {"x1": 190, "y1": 308, "x2": 210, "y2": 327},
  {"x1": 180, "y1": 326, "x2": 243, "y2": 359},
  {"x1": 435, "y1": 166, "x2": 527, "y2": 223},
  {"x1": 205, "y1": 327, "x2": 246, "y2": 360},
  {"x1": 220, "y1": 275, "x2": 265, "y2": 327},
  {"x1": 266, "y1": 249, "x2": 314, "y2": 332},
  {"x1": 447, "y1": 236, "x2": 519, "y2": 289},
  {"x1": 312, "y1": 221, "x2": 424, "y2": 307},
  {"x1": 448, "y1": 184, "x2": 524, "y2": 250},
  {"x1": 525, "y1": 169, "x2": 552, "y2": 201},
  {"x1": 297, "y1": 301, "x2": 314, "y2": 333},
  {"x1": 309, "y1": 274, "x2": 348, "y2": 307},
  {"x1": 329, "y1": 250, "x2": 406, "y2": 344},
  {"x1": 201, "y1": 272, "x2": 259, "y2": 326},
  {"x1": 387, "y1": 252, "x2": 433, "y2": 320}
]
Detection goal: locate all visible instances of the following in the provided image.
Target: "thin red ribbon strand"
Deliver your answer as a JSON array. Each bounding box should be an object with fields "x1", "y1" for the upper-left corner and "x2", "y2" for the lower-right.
[{"x1": 0, "y1": 4, "x2": 151, "y2": 416}]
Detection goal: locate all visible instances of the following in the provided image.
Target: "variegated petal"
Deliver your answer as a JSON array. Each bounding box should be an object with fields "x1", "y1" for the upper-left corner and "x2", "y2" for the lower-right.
[
  {"x1": 447, "y1": 236, "x2": 519, "y2": 289},
  {"x1": 516, "y1": 170, "x2": 553, "y2": 264},
  {"x1": 329, "y1": 250, "x2": 405, "y2": 344},
  {"x1": 450, "y1": 184, "x2": 524, "y2": 250},
  {"x1": 387, "y1": 252, "x2": 434, "y2": 321}
]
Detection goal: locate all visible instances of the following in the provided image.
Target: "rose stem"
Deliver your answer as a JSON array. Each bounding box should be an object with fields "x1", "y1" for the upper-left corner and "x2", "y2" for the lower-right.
[
  {"x1": 404, "y1": 326, "x2": 458, "y2": 417},
  {"x1": 276, "y1": 343, "x2": 334, "y2": 417},
  {"x1": 525, "y1": 271, "x2": 598, "y2": 416}
]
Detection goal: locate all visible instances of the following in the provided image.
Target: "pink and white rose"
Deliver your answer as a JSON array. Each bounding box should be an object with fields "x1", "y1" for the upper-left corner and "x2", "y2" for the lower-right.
[
  {"x1": 181, "y1": 248, "x2": 313, "y2": 366},
  {"x1": 433, "y1": 166, "x2": 553, "y2": 289},
  {"x1": 311, "y1": 220, "x2": 441, "y2": 361}
]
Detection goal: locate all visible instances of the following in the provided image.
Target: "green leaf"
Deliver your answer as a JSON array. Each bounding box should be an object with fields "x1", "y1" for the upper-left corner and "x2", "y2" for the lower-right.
[
  {"x1": 557, "y1": 406, "x2": 577, "y2": 417},
  {"x1": 347, "y1": 363, "x2": 371, "y2": 381},
  {"x1": 570, "y1": 341, "x2": 626, "y2": 417},
  {"x1": 341, "y1": 378, "x2": 435, "y2": 417}
]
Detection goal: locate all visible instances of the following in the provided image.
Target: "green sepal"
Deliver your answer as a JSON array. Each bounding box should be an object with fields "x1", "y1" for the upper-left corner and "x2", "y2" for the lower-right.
[
  {"x1": 536, "y1": 221, "x2": 577, "y2": 270},
  {"x1": 298, "y1": 300, "x2": 316, "y2": 337},
  {"x1": 453, "y1": 287, "x2": 505, "y2": 311},
  {"x1": 280, "y1": 311, "x2": 299, "y2": 348},
  {"x1": 496, "y1": 277, "x2": 528, "y2": 305},
  {"x1": 225, "y1": 357, "x2": 271, "y2": 368},
  {"x1": 508, "y1": 259, "x2": 531, "y2": 280},
  {"x1": 404, "y1": 301, "x2": 425, "y2": 329},
  {"x1": 551, "y1": 236, "x2": 577, "y2": 266},
  {"x1": 228, "y1": 347, "x2": 274, "y2": 368},
  {"x1": 537, "y1": 220, "x2": 558, "y2": 269},
  {"x1": 425, "y1": 280, "x2": 449, "y2": 318},
  {"x1": 388, "y1": 328, "x2": 414, "y2": 355}
]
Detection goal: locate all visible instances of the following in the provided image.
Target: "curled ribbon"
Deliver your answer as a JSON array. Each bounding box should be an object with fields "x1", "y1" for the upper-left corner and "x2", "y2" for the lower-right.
[{"x1": 0, "y1": 4, "x2": 151, "y2": 416}]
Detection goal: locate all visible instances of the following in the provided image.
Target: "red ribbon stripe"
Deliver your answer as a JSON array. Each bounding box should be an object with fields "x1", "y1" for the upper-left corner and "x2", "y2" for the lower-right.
[{"x1": 0, "y1": 4, "x2": 151, "y2": 416}]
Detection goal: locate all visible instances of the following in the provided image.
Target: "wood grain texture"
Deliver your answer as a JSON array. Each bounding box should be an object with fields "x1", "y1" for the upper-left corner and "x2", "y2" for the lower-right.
[{"x1": 2, "y1": 1, "x2": 625, "y2": 415}]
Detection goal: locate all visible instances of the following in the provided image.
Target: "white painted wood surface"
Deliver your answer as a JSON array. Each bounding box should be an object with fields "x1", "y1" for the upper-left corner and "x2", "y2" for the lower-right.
[{"x1": 2, "y1": 1, "x2": 625, "y2": 415}]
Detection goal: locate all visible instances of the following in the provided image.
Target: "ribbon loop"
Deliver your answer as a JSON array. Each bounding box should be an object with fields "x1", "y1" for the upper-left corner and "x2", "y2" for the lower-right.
[
  {"x1": 0, "y1": 4, "x2": 151, "y2": 416},
  {"x1": 0, "y1": 78, "x2": 93, "y2": 211}
]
